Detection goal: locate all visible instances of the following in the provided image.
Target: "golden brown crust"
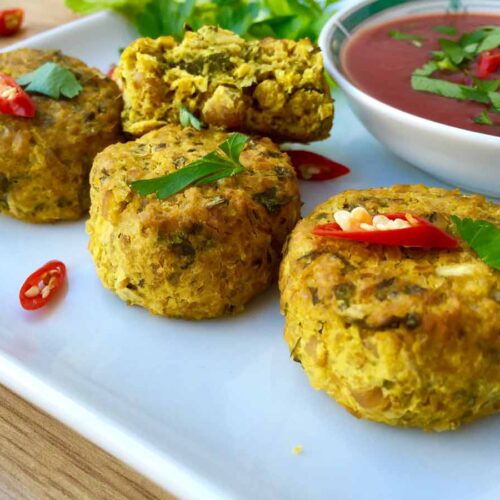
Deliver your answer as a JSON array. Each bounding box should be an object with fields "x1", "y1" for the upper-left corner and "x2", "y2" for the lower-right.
[
  {"x1": 279, "y1": 185, "x2": 500, "y2": 431},
  {"x1": 116, "y1": 26, "x2": 334, "y2": 142},
  {"x1": 87, "y1": 125, "x2": 301, "y2": 319},
  {"x1": 0, "y1": 49, "x2": 122, "y2": 223}
]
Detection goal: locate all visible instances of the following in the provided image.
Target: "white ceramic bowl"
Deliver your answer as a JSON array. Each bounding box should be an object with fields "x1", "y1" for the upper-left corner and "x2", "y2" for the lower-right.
[{"x1": 319, "y1": 0, "x2": 500, "y2": 198}]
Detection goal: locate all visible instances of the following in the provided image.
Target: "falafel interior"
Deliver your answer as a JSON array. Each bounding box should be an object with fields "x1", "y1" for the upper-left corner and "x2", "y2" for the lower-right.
[{"x1": 116, "y1": 25, "x2": 334, "y2": 142}]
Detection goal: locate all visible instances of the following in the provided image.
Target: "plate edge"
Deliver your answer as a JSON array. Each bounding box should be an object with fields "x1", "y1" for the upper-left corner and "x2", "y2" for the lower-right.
[{"x1": 0, "y1": 350, "x2": 235, "y2": 500}]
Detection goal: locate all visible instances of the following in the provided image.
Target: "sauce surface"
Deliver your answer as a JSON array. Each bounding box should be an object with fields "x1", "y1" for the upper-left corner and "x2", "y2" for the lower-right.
[{"x1": 343, "y1": 13, "x2": 500, "y2": 137}]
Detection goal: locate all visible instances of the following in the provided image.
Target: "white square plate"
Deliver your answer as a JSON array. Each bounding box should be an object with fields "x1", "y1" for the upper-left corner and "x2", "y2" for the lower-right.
[{"x1": 1, "y1": 11, "x2": 499, "y2": 500}]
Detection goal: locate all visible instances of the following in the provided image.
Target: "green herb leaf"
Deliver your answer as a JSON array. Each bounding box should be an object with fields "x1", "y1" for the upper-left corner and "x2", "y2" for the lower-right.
[
  {"x1": 433, "y1": 25, "x2": 458, "y2": 36},
  {"x1": 130, "y1": 133, "x2": 249, "y2": 199},
  {"x1": 438, "y1": 38, "x2": 465, "y2": 65},
  {"x1": 451, "y1": 216, "x2": 500, "y2": 270},
  {"x1": 488, "y1": 91, "x2": 500, "y2": 110},
  {"x1": 413, "y1": 61, "x2": 439, "y2": 76},
  {"x1": 460, "y1": 85, "x2": 491, "y2": 104},
  {"x1": 436, "y1": 57, "x2": 459, "y2": 71},
  {"x1": 473, "y1": 110, "x2": 493, "y2": 125},
  {"x1": 179, "y1": 105, "x2": 204, "y2": 130},
  {"x1": 410, "y1": 75, "x2": 500, "y2": 106},
  {"x1": 411, "y1": 75, "x2": 486, "y2": 103},
  {"x1": 219, "y1": 132, "x2": 248, "y2": 163},
  {"x1": 459, "y1": 29, "x2": 487, "y2": 55},
  {"x1": 389, "y1": 30, "x2": 424, "y2": 47},
  {"x1": 17, "y1": 62, "x2": 82, "y2": 99},
  {"x1": 476, "y1": 31, "x2": 500, "y2": 53},
  {"x1": 474, "y1": 78, "x2": 500, "y2": 93}
]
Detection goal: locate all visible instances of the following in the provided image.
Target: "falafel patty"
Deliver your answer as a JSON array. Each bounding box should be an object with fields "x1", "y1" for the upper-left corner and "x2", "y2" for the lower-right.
[
  {"x1": 87, "y1": 125, "x2": 301, "y2": 319},
  {"x1": 116, "y1": 26, "x2": 333, "y2": 142},
  {"x1": 279, "y1": 185, "x2": 500, "y2": 431},
  {"x1": 0, "y1": 49, "x2": 122, "y2": 223}
]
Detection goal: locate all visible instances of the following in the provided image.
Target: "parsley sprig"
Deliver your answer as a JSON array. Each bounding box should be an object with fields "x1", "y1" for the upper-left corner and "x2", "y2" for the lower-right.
[
  {"x1": 452, "y1": 216, "x2": 500, "y2": 270},
  {"x1": 410, "y1": 25, "x2": 500, "y2": 123},
  {"x1": 17, "y1": 62, "x2": 82, "y2": 99},
  {"x1": 474, "y1": 110, "x2": 494, "y2": 125},
  {"x1": 131, "y1": 133, "x2": 249, "y2": 200}
]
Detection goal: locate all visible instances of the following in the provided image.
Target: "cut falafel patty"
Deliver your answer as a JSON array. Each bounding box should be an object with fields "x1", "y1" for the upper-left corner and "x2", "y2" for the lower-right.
[
  {"x1": 116, "y1": 26, "x2": 333, "y2": 142},
  {"x1": 279, "y1": 185, "x2": 500, "y2": 431},
  {"x1": 0, "y1": 48, "x2": 122, "y2": 223},
  {"x1": 87, "y1": 125, "x2": 301, "y2": 320}
]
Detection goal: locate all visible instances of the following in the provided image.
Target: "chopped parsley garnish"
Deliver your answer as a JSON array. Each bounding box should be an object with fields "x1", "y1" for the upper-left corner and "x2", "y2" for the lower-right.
[
  {"x1": 474, "y1": 78, "x2": 500, "y2": 93},
  {"x1": 409, "y1": 25, "x2": 500, "y2": 120},
  {"x1": 473, "y1": 110, "x2": 494, "y2": 125},
  {"x1": 489, "y1": 91, "x2": 500, "y2": 109},
  {"x1": 433, "y1": 25, "x2": 458, "y2": 36},
  {"x1": 451, "y1": 216, "x2": 500, "y2": 270},
  {"x1": 131, "y1": 133, "x2": 249, "y2": 200},
  {"x1": 411, "y1": 75, "x2": 498, "y2": 106},
  {"x1": 438, "y1": 38, "x2": 465, "y2": 65},
  {"x1": 179, "y1": 105, "x2": 204, "y2": 130},
  {"x1": 388, "y1": 30, "x2": 424, "y2": 47},
  {"x1": 17, "y1": 62, "x2": 82, "y2": 99}
]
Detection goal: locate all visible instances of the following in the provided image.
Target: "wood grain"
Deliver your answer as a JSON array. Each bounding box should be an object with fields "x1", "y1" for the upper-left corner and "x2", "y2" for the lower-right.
[
  {"x1": 0, "y1": 385, "x2": 173, "y2": 499},
  {"x1": 0, "y1": 2, "x2": 174, "y2": 498}
]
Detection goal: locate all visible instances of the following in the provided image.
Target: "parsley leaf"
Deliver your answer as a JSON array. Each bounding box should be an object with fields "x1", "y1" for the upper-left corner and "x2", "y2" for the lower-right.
[
  {"x1": 17, "y1": 62, "x2": 82, "y2": 99},
  {"x1": 388, "y1": 30, "x2": 424, "y2": 47},
  {"x1": 438, "y1": 38, "x2": 465, "y2": 65},
  {"x1": 130, "y1": 133, "x2": 249, "y2": 199},
  {"x1": 219, "y1": 132, "x2": 248, "y2": 163},
  {"x1": 476, "y1": 31, "x2": 500, "y2": 53},
  {"x1": 179, "y1": 106, "x2": 204, "y2": 130},
  {"x1": 413, "y1": 61, "x2": 439, "y2": 76},
  {"x1": 411, "y1": 75, "x2": 488, "y2": 103},
  {"x1": 433, "y1": 25, "x2": 458, "y2": 36},
  {"x1": 474, "y1": 78, "x2": 500, "y2": 93},
  {"x1": 473, "y1": 110, "x2": 493, "y2": 125},
  {"x1": 489, "y1": 91, "x2": 500, "y2": 110},
  {"x1": 451, "y1": 216, "x2": 500, "y2": 270},
  {"x1": 411, "y1": 75, "x2": 500, "y2": 109}
]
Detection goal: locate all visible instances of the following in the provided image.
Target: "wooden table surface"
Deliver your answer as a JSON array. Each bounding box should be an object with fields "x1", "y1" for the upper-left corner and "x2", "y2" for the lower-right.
[{"x1": 0, "y1": 2, "x2": 174, "y2": 498}]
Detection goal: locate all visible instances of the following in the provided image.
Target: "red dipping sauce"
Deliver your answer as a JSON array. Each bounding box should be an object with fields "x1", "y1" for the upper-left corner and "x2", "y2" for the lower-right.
[{"x1": 343, "y1": 13, "x2": 500, "y2": 137}]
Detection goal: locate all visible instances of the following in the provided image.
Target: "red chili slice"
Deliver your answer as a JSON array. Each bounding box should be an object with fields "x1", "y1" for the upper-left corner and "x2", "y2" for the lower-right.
[
  {"x1": 0, "y1": 8, "x2": 24, "y2": 37},
  {"x1": 286, "y1": 150, "x2": 350, "y2": 181},
  {"x1": 0, "y1": 74, "x2": 35, "y2": 118},
  {"x1": 476, "y1": 48, "x2": 500, "y2": 79},
  {"x1": 313, "y1": 213, "x2": 458, "y2": 249},
  {"x1": 19, "y1": 260, "x2": 67, "y2": 311}
]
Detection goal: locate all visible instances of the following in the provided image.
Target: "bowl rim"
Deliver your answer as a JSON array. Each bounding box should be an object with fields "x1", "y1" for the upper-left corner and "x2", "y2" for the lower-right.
[{"x1": 318, "y1": 0, "x2": 500, "y2": 147}]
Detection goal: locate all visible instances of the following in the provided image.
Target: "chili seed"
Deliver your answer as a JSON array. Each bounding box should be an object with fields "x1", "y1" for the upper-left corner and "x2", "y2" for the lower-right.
[{"x1": 24, "y1": 286, "x2": 40, "y2": 298}]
